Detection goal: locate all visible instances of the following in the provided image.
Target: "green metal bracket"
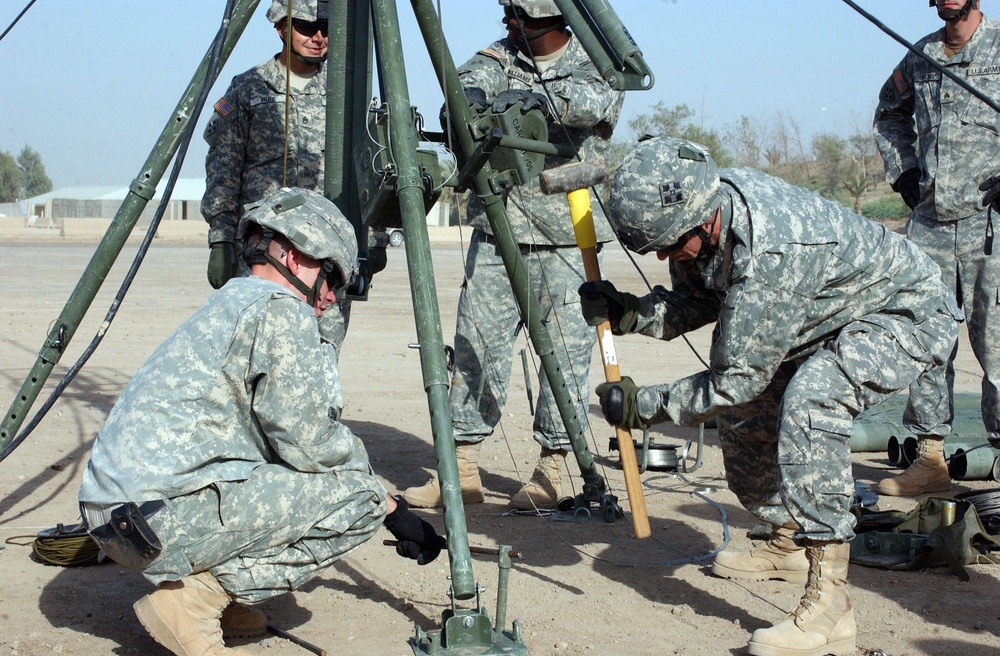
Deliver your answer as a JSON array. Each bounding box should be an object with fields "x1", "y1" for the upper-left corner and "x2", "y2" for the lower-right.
[{"x1": 410, "y1": 546, "x2": 528, "y2": 656}]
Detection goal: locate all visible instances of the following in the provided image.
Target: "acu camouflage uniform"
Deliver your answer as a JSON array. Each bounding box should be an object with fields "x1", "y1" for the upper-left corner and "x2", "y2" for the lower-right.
[
  {"x1": 79, "y1": 276, "x2": 386, "y2": 604},
  {"x1": 450, "y1": 34, "x2": 624, "y2": 451},
  {"x1": 623, "y1": 167, "x2": 960, "y2": 542},
  {"x1": 873, "y1": 16, "x2": 1000, "y2": 440},
  {"x1": 202, "y1": 56, "x2": 351, "y2": 351}
]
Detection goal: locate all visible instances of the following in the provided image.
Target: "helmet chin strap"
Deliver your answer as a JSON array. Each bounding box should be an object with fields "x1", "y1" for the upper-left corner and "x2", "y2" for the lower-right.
[
  {"x1": 936, "y1": 0, "x2": 976, "y2": 20},
  {"x1": 294, "y1": 52, "x2": 327, "y2": 66}
]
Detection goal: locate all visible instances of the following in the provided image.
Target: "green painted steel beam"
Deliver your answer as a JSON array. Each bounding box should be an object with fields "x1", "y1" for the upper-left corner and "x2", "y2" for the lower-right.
[{"x1": 0, "y1": 0, "x2": 261, "y2": 450}]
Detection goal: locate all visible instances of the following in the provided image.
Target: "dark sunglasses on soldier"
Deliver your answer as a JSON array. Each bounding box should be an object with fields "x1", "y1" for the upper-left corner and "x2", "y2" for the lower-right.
[{"x1": 291, "y1": 18, "x2": 328, "y2": 38}]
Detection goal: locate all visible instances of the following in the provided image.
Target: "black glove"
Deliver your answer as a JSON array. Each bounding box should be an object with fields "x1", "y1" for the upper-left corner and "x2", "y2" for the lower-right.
[
  {"x1": 979, "y1": 175, "x2": 1000, "y2": 212},
  {"x1": 383, "y1": 496, "x2": 446, "y2": 565},
  {"x1": 367, "y1": 246, "x2": 388, "y2": 276},
  {"x1": 595, "y1": 376, "x2": 648, "y2": 430},
  {"x1": 892, "y1": 168, "x2": 921, "y2": 211},
  {"x1": 207, "y1": 241, "x2": 238, "y2": 290},
  {"x1": 492, "y1": 89, "x2": 550, "y2": 118},
  {"x1": 578, "y1": 280, "x2": 640, "y2": 334},
  {"x1": 440, "y1": 86, "x2": 490, "y2": 131}
]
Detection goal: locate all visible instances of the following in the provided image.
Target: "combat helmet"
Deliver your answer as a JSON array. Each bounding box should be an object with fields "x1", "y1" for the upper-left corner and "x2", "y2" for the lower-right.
[
  {"x1": 609, "y1": 136, "x2": 722, "y2": 255},
  {"x1": 239, "y1": 187, "x2": 358, "y2": 304},
  {"x1": 267, "y1": 0, "x2": 329, "y2": 23},
  {"x1": 498, "y1": 0, "x2": 562, "y2": 19}
]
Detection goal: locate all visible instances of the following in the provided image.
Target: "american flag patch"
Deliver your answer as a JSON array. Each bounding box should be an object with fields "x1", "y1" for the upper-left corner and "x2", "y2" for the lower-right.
[
  {"x1": 214, "y1": 97, "x2": 234, "y2": 118},
  {"x1": 659, "y1": 182, "x2": 683, "y2": 206},
  {"x1": 892, "y1": 67, "x2": 908, "y2": 96}
]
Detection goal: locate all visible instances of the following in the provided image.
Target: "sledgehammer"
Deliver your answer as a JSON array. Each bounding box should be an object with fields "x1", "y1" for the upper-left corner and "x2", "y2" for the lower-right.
[{"x1": 540, "y1": 161, "x2": 651, "y2": 540}]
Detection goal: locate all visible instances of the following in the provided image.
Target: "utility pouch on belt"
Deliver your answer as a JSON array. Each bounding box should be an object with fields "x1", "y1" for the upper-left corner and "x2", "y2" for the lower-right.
[{"x1": 89, "y1": 501, "x2": 164, "y2": 571}]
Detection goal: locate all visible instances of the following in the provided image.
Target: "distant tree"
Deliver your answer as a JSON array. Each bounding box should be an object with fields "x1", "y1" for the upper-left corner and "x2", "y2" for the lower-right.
[
  {"x1": 0, "y1": 150, "x2": 24, "y2": 202},
  {"x1": 611, "y1": 101, "x2": 733, "y2": 168},
  {"x1": 842, "y1": 119, "x2": 882, "y2": 214},
  {"x1": 724, "y1": 115, "x2": 766, "y2": 168},
  {"x1": 811, "y1": 132, "x2": 846, "y2": 198},
  {"x1": 17, "y1": 145, "x2": 52, "y2": 198}
]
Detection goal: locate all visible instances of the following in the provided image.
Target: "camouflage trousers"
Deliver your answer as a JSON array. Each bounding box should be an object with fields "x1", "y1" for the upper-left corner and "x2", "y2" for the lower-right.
[
  {"x1": 449, "y1": 229, "x2": 598, "y2": 451},
  {"x1": 719, "y1": 308, "x2": 957, "y2": 542},
  {"x1": 143, "y1": 463, "x2": 387, "y2": 604},
  {"x1": 907, "y1": 210, "x2": 1000, "y2": 438}
]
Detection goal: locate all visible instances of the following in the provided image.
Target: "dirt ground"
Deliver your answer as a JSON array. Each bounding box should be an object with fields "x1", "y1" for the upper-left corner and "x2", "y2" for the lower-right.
[{"x1": 1, "y1": 234, "x2": 998, "y2": 656}]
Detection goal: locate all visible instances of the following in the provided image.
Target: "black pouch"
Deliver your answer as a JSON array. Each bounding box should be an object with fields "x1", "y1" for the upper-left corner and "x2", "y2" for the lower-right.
[{"x1": 90, "y1": 501, "x2": 164, "y2": 571}]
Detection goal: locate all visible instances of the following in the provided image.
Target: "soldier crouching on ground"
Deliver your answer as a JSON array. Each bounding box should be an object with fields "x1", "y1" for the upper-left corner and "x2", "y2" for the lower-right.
[
  {"x1": 579, "y1": 137, "x2": 961, "y2": 656},
  {"x1": 79, "y1": 188, "x2": 444, "y2": 656}
]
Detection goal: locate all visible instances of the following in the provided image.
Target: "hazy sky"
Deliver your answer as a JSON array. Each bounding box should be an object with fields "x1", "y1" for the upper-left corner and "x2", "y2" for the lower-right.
[{"x1": 1, "y1": 0, "x2": 943, "y2": 189}]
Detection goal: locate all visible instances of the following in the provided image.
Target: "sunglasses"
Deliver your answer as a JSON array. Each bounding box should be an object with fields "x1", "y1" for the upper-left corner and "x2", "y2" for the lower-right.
[{"x1": 291, "y1": 18, "x2": 328, "y2": 38}]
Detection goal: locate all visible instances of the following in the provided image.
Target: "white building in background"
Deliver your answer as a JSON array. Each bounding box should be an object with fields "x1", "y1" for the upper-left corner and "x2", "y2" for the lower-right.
[
  {"x1": 13, "y1": 178, "x2": 455, "y2": 232},
  {"x1": 20, "y1": 178, "x2": 206, "y2": 229}
]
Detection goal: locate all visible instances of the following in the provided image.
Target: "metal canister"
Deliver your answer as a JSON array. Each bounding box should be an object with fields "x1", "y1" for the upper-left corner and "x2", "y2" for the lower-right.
[{"x1": 940, "y1": 500, "x2": 957, "y2": 527}]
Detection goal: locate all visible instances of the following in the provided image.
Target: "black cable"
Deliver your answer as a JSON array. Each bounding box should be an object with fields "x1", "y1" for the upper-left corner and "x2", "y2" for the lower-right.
[
  {"x1": 0, "y1": 0, "x2": 238, "y2": 463},
  {"x1": 956, "y1": 487, "x2": 1000, "y2": 535},
  {"x1": 841, "y1": 0, "x2": 1000, "y2": 115},
  {"x1": 0, "y1": 0, "x2": 37, "y2": 44}
]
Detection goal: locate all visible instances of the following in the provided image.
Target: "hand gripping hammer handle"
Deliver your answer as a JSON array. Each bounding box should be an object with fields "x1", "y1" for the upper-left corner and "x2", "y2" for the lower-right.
[{"x1": 540, "y1": 161, "x2": 652, "y2": 539}]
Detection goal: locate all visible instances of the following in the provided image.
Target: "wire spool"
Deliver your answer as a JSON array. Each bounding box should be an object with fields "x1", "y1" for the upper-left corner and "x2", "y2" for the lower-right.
[
  {"x1": 5, "y1": 522, "x2": 102, "y2": 567},
  {"x1": 609, "y1": 436, "x2": 678, "y2": 472},
  {"x1": 956, "y1": 487, "x2": 1000, "y2": 535}
]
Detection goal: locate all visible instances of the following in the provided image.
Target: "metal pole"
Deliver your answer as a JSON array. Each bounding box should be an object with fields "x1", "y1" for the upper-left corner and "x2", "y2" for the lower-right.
[
  {"x1": 0, "y1": 0, "x2": 261, "y2": 450},
  {"x1": 411, "y1": 0, "x2": 607, "y2": 502},
  {"x1": 370, "y1": 0, "x2": 476, "y2": 601}
]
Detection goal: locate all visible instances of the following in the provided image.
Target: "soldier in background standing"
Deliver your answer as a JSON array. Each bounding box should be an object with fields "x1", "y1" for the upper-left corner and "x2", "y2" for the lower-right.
[
  {"x1": 402, "y1": 0, "x2": 624, "y2": 510},
  {"x1": 873, "y1": 0, "x2": 1000, "y2": 496},
  {"x1": 202, "y1": 0, "x2": 386, "y2": 355}
]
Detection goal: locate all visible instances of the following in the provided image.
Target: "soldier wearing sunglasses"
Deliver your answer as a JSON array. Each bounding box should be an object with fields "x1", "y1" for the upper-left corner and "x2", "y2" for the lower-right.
[{"x1": 201, "y1": 0, "x2": 381, "y2": 357}]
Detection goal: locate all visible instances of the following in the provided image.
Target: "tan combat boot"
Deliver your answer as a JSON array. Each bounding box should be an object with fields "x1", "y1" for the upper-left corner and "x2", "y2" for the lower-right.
[
  {"x1": 134, "y1": 570, "x2": 253, "y2": 656},
  {"x1": 711, "y1": 522, "x2": 809, "y2": 583},
  {"x1": 402, "y1": 442, "x2": 485, "y2": 508},
  {"x1": 875, "y1": 435, "x2": 951, "y2": 497},
  {"x1": 509, "y1": 447, "x2": 565, "y2": 510},
  {"x1": 747, "y1": 542, "x2": 856, "y2": 656},
  {"x1": 220, "y1": 602, "x2": 267, "y2": 640}
]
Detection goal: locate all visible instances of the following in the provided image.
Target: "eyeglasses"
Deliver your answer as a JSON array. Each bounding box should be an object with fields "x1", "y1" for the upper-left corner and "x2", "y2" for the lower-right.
[
  {"x1": 291, "y1": 18, "x2": 328, "y2": 38},
  {"x1": 318, "y1": 260, "x2": 343, "y2": 289}
]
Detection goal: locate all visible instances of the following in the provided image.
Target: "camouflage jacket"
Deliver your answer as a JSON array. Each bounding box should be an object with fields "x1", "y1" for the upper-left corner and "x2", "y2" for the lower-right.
[
  {"x1": 632, "y1": 168, "x2": 960, "y2": 427},
  {"x1": 873, "y1": 16, "x2": 1000, "y2": 222},
  {"x1": 458, "y1": 34, "x2": 624, "y2": 246},
  {"x1": 79, "y1": 276, "x2": 371, "y2": 506},
  {"x1": 201, "y1": 56, "x2": 327, "y2": 244}
]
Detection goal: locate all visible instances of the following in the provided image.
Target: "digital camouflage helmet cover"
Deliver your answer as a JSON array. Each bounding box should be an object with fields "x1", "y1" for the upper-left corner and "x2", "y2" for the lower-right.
[
  {"x1": 267, "y1": 0, "x2": 329, "y2": 23},
  {"x1": 498, "y1": 0, "x2": 562, "y2": 19},
  {"x1": 239, "y1": 187, "x2": 358, "y2": 304},
  {"x1": 609, "y1": 136, "x2": 722, "y2": 255}
]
